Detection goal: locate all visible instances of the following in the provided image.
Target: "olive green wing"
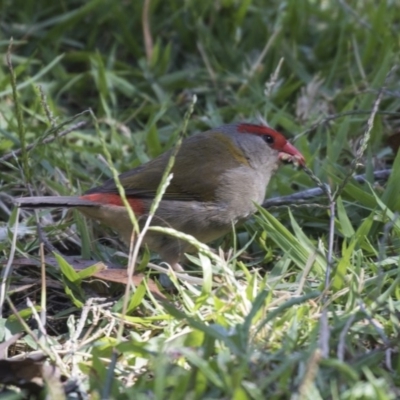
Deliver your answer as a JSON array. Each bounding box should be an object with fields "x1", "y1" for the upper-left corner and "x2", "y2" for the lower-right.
[{"x1": 86, "y1": 132, "x2": 247, "y2": 201}]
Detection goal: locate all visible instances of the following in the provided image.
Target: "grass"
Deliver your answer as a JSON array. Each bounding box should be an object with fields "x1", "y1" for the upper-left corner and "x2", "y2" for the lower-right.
[{"x1": 1, "y1": 0, "x2": 400, "y2": 398}]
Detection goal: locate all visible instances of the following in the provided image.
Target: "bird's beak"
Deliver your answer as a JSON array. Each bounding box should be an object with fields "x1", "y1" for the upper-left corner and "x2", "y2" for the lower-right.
[{"x1": 279, "y1": 142, "x2": 305, "y2": 166}]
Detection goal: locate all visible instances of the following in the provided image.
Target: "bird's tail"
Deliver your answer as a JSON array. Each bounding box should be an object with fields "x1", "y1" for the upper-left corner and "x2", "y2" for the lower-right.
[{"x1": 16, "y1": 196, "x2": 98, "y2": 208}]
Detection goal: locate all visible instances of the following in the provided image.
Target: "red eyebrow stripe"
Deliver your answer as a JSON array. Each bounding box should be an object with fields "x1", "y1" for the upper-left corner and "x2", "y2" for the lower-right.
[
  {"x1": 80, "y1": 193, "x2": 145, "y2": 215},
  {"x1": 237, "y1": 123, "x2": 278, "y2": 136}
]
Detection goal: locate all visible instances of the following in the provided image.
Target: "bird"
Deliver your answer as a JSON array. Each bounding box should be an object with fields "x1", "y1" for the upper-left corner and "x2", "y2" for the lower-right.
[{"x1": 16, "y1": 122, "x2": 305, "y2": 272}]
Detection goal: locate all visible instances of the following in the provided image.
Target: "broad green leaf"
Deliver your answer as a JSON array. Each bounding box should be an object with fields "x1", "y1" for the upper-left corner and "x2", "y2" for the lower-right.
[
  {"x1": 76, "y1": 262, "x2": 107, "y2": 280},
  {"x1": 54, "y1": 252, "x2": 81, "y2": 283},
  {"x1": 257, "y1": 207, "x2": 326, "y2": 276},
  {"x1": 127, "y1": 281, "x2": 147, "y2": 313},
  {"x1": 333, "y1": 212, "x2": 374, "y2": 290},
  {"x1": 381, "y1": 149, "x2": 400, "y2": 210},
  {"x1": 336, "y1": 196, "x2": 355, "y2": 238}
]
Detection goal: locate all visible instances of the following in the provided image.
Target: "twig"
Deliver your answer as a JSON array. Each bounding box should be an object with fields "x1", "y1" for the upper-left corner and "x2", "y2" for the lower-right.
[
  {"x1": 66, "y1": 298, "x2": 98, "y2": 378},
  {"x1": 325, "y1": 193, "x2": 336, "y2": 290},
  {"x1": 358, "y1": 300, "x2": 390, "y2": 346},
  {"x1": 38, "y1": 85, "x2": 57, "y2": 127},
  {"x1": 316, "y1": 67, "x2": 391, "y2": 358},
  {"x1": 197, "y1": 41, "x2": 217, "y2": 87},
  {"x1": 321, "y1": 77, "x2": 394, "y2": 354},
  {"x1": 6, "y1": 296, "x2": 70, "y2": 377},
  {"x1": 285, "y1": 163, "x2": 334, "y2": 359},
  {"x1": 300, "y1": 166, "x2": 334, "y2": 358},
  {"x1": 318, "y1": 308, "x2": 330, "y2": 359},
  {"x1": 334, "y1": 81, "x2": 386, "y2": 199},
  {"x1": 26, "y1": 183, "x2": 59, "y2": 254},
  {"x1": 27, "y1": 297, "x2": 48, "y2": 339},
  {"x1": 296, "y1": 110, "x2": 400, "y2": 140},
  {"x1": 39, "y1": 243, "x2": 47, "y2": 335},
  {"x1": 295, "y1": 252, "x2": 317, "y2": 296},
  {"x1": 101, "y1": 98, "x2": 198, "y2": 399},
  {"x1": 102, "y1": 348, "x2": 119, "y2": 399},
  {"x1": 142, "y1": 0, "x2": 153, "y2": 63},
  {"x1": 147, "y1": 262, "x2": 206, "y2": 285},
  {"x1": 262, "y1": 169, "x2": 392, "y2": 208},
  {"x1": 0, "y1": 208, "x2": 20, "y2": 317},
  {"x1": 7, "y1": 38, "x2": 29, "y2": 180},
  {"x1": 0, "y1": 120, "x2": 88, "y2": 163},
  {"x1": 297, "y1": 349, "x2": 322, "y2": 400},
  {"x1": 337, "y1": 313, "x2": 356, "y2": 361},
  {"x1": 120, "y1": 96, "x2": 196, "y2": 314},
  {"x1": 264, "y1": 57, "x2": 284, "y2": 97},
  {"x1": 238, "y1": 28, "x2": 281, "y2": 93},
  {"x1": 336, "y1": 0, "x2": 371, "y2": 29}
]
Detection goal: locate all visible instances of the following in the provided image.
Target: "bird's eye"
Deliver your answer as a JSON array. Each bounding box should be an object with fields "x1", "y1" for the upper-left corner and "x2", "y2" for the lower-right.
[{"x1": 263, "y1": 135, "x2": 274, "y2": 144}]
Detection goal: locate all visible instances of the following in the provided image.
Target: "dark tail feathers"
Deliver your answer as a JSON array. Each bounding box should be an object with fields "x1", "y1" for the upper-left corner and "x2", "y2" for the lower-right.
[{"x1": 16, "y1": 196, "x2": 98, "y2": 208}]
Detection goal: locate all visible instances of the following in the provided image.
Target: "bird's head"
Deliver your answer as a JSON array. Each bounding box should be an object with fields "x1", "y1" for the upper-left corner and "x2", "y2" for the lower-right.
[{"x1": 236, "y1": 123, "x2": 305, "y2": 167}]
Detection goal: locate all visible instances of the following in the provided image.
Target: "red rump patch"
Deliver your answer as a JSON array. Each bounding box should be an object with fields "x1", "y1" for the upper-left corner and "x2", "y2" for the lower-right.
[{"x1": 80, "y1": 193, "x2": 145, "y2": 215}]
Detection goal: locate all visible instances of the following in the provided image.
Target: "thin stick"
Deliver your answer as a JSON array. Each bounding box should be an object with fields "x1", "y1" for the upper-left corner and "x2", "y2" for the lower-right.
[
  {"x1": 142, "y1": 0, "x2": 153, "y2": 63},
  {"x1": 102, "y1": 98, "x2": 197, "y2": 399},
  {"x1": 337, "y1": 313, "x2": 356, "y2": 361},
  {"x1": 300, "y1": 166, "x2": 334, "y2": 358},
  {"x1": 336, "y1": 0, "x2": 371, "y2": 29},
  {"x1": 38, "y1": 84, "x2": 57, "y2": 127},
  {"x1": 316, "y1": 67, "x2": 392, "y2": 358},
  {"x1": 39, "y1": 242, "x2": 47, "y2": 334},
  {"x1": 238, "y1": 28, "x2": 281, "y2": 93},
  {"x1": 197, "y1": 41, "x2": 217, "y2": 87},
  {"x1": 0, "y1": 208, "x2": 20, "y2": 317},
  {"x1": 262, "y1": 169, "x2": 392, "y2": 208},
  {"x1": 6, "y1": 39, "x2": 29, "y2": 180},
  {"x1": 6, "y1": 296, "x2": 70, "y2": 377},
  {"x1": 119, "y1": 96, "x2": 197, "y2": 324},
  {"x1": 296, "y1": 110, "x2": 400, "y2": 139},
  {"x1": 334, "y1": 85, "x2": 386, "y2": 200},
  {"x1": 0, "y1": 120, "x2": 88, "y2": 162}
]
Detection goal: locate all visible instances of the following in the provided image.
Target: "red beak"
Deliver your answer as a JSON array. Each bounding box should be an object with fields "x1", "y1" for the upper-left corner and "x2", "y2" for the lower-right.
[{"x1": 279, "y1": 142, "x2": 305, "y2": 166}]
